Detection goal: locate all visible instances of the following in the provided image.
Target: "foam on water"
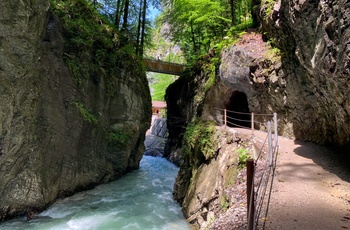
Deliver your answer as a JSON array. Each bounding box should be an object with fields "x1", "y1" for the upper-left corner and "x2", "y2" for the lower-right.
[
  {"x1": 0, "y1": 156, "x2": 189, "y2": 230},
  {"x1": 151, "y1": 178, "x2": 163, "y2": 187}
]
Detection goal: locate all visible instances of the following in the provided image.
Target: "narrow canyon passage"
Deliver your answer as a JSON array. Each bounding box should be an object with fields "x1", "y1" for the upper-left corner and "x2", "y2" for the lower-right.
[{"x1": 0, "y1": 156, "x2": 189, "y2": 230}]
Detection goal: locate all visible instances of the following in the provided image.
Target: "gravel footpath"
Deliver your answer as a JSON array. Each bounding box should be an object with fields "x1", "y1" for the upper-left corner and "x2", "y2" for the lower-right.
[
  {"x1": 262, "y1": 135, "x2": 350, "y2": 230},
  {"x1": 231, "y1": 128, "x2": 350, "y2": 230}
]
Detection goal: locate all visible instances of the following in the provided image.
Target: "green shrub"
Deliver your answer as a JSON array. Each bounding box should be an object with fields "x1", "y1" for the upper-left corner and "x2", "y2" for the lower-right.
[
  {"x1": 263, "y1": 0, "x2": 278, "y2": 19},
  {"x1": 50, "y1": 0, "x2": 141, "y2": 96},
  {"x1": 237, "y1": 147, "x2": 252, "y2": 169},
  {"x1": 183, "y1": 120, "x2": 219, "y2": 166},
  {"x1": 148, "y1": 72, "x2": 178, "y2": 101},
  {"x1": 220, "y1": 195, "x2": 230, "y2": 211}
]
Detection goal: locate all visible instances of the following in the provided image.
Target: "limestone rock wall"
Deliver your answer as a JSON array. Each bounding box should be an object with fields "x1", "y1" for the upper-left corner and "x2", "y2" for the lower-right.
[
  {"x1": 164, "y1": 54, "x2": 215, "y2": 164},
  {"x1": 0, "y1": 0, "x2": 151, "y2": 220},
  {"x1": 257, "y1": 0, "x2": 350, "y2": 148},
  {"x1": 175, "y1": 126, "x2": 241, "y2": 229}
]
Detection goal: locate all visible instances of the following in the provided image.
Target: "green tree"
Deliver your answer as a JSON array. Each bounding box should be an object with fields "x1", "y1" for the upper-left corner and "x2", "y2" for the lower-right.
[
  {"x1": 139, "y1": 0, "x2": 147, "y2": 56},
  {"x1": 162, "y1": 0, "x2": 231, "y2": 61},
  {"x1": 114, "y1": 0, "x2": 123, "y2": 28},
  {"x1": 121, "y1": 0, "x2": 130, "y2": 31},
  {"x1": 161, "y1": 0, "x2": 253, "y2": 61},
  {"x1": 88, "y1": 0, "x2": 157, "y2": 56}
]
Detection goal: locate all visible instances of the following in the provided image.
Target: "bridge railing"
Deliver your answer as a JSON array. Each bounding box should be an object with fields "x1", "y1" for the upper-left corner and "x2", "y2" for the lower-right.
[{"x1": 215, "y1": 108, "x2": 279, "y2": 230}]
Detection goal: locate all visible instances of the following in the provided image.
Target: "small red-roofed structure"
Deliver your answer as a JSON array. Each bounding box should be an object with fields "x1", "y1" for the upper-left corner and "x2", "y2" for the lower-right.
[{"x1": 152, "y1": 101, "x2": 167, "y2": 117}]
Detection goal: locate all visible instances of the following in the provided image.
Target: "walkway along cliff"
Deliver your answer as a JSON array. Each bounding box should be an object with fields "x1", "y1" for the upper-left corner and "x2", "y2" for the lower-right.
[{"x1": 0, "y1": 0, "x2": 151, "y2": 220}]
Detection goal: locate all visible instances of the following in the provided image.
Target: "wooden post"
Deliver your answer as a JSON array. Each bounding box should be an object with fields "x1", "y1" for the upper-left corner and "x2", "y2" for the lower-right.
[
  {"x1": 224, "y1": 109, "x2": 227, "y2": 129},
  {"x1": 247, "y1": 159, "x2": 255, "y2": 230},
  {"x1": 251, "y1": 112, "x2": 254, "y2": 136},
  {"x1": 268, "y1": 121, "x2": 273, "y2": 166}
]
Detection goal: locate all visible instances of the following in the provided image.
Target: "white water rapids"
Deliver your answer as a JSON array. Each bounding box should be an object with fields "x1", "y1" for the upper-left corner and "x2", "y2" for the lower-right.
[{"x1": 0, "y1": 156, "x2": 189, "y2": 230}]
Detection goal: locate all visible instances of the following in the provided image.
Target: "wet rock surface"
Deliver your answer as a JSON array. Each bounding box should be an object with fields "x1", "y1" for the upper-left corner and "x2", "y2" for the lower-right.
[{"x1": 144, "y1": 135, "x2": 166, "y2": 157}]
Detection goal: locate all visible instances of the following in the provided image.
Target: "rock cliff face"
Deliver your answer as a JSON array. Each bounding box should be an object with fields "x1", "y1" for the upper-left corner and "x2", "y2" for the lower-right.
[
  {"x1": 164, "y1": 53, "x2": 216, "y2": 165},
  {"x1": 167, "y1": 0, "x2": 350, "y2": 163},
  {"x1": 144, "y1": 117, "x2": 168, "y2": 157},
  {"x1": 166, "y1": 0, "x2": 350, "y2": 228},
  {"x1": 151, "y1": 118, "x2": 168, "y2": 138},
  {"x1": 167, "y1": 36, "x2": 268, "y2": 228},
  {"x1": 256, "y1": 0, "x2": 350, "y2": 149},
  {"x1": 0, "y1": 0, "x2": 151, "y2": 220}
]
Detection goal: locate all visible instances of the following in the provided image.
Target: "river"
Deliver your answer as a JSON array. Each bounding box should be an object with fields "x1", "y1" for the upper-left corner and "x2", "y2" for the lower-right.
[{"x1": 0, "y1": 156, "x2": 189, "y2": 230}]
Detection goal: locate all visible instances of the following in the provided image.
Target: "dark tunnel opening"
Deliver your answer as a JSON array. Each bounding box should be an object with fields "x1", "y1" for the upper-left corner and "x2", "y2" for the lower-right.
[{"x1": 225, "y1": 91, "x2": 251, "y2": 128}]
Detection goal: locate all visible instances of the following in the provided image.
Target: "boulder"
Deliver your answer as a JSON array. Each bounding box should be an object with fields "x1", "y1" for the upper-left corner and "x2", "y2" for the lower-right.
[{"x1": 151, "y1": 118, "x2": 168, "y2": 138}]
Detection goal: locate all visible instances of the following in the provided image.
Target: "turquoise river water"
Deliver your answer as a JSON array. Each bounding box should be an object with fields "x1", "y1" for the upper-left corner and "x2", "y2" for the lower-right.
[{"x1": 0, "y1": 156, "x2": 189, "y2": 230}]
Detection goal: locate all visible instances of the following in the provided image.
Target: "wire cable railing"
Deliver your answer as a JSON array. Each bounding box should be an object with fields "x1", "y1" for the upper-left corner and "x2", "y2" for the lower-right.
[
  {"x1": 214, "y1": 107, "x2": 278, "y2": 230},
  {"x1": 215, "y1": 108, "x2": 278, "y2": 143}
]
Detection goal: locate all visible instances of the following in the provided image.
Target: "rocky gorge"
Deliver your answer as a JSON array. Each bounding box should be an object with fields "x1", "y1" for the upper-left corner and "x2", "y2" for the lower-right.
[
  {"x1": 0, "y1": 0, "x2": 151, "y2": 220},
  {"x1": 0, "y1": 0, "x2": 349, "y2": 227},
  {"x1": 164, "y1": 0, "x2": 350, "y2": 228}
]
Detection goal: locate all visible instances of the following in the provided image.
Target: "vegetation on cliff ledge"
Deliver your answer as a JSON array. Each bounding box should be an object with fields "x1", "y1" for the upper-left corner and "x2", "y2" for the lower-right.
[
  {"x1": 183, "y1": 120, "x2": 220, "y2": 167},
  {"x1": 50, "y1": 0, "x2": 147, "y2": 96}
]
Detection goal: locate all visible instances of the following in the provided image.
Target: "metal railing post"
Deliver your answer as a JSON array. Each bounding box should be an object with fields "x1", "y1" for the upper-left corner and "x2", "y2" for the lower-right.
[
  {"x1": 247, "y1": 159, "x2": 255, "y2": 230},
  {"x1": 224, "y1": 109, "x2": 227, "y2": 129},
  {"x1": 268, "y1": 121, "x2": 273, "y2": 166},
  {"x1": 274, "y1": 112, "x2": 278, "y2": 148},
  {"x1": 251, "y1": 112, "x2": 254, "y2": 136}
]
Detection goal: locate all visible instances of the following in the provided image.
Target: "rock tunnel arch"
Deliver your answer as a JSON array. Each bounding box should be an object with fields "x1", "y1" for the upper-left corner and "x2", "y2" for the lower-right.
[{"x1": 225, "y1": 91, "x2": 251, "y2": 128}]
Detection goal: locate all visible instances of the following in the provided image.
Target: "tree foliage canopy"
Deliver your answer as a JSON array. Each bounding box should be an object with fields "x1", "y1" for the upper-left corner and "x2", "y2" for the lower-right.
[
  {"x1": 51, "y1": 0, "x2": 254, "y2": 61},
  {"x1": 83, "y1": 0, "x2": 160, "y2": 56},
  {"x1": 161, "y1": 0, "x2": 254, "y2": 62}
]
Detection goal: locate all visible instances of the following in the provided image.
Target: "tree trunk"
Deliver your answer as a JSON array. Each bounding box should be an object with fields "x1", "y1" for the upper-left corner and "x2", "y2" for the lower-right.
[
  {"x1": 139, "y1": 0, "x2": 147, "y2": 57},
  {"x1": 136, "y1": 0, "x2": 143, "y2": 55},
  {"x1": 121, "y1": 0, "x2": 130, "y2": 32},
  {"x1": 251, "y1": 0, "x2": 261, "y2": 27},
  {"x1": 229, "y1": 0, "x2": 235, "y2": 26},
  {"x1": 115, "y1": 0, "x2": 123, "y2": 29}
]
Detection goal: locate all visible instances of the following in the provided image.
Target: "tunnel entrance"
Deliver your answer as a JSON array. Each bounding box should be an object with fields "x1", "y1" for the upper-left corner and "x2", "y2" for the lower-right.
[{"x1": 225, "y1": 91, "x2": 251, "y2": 128}]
